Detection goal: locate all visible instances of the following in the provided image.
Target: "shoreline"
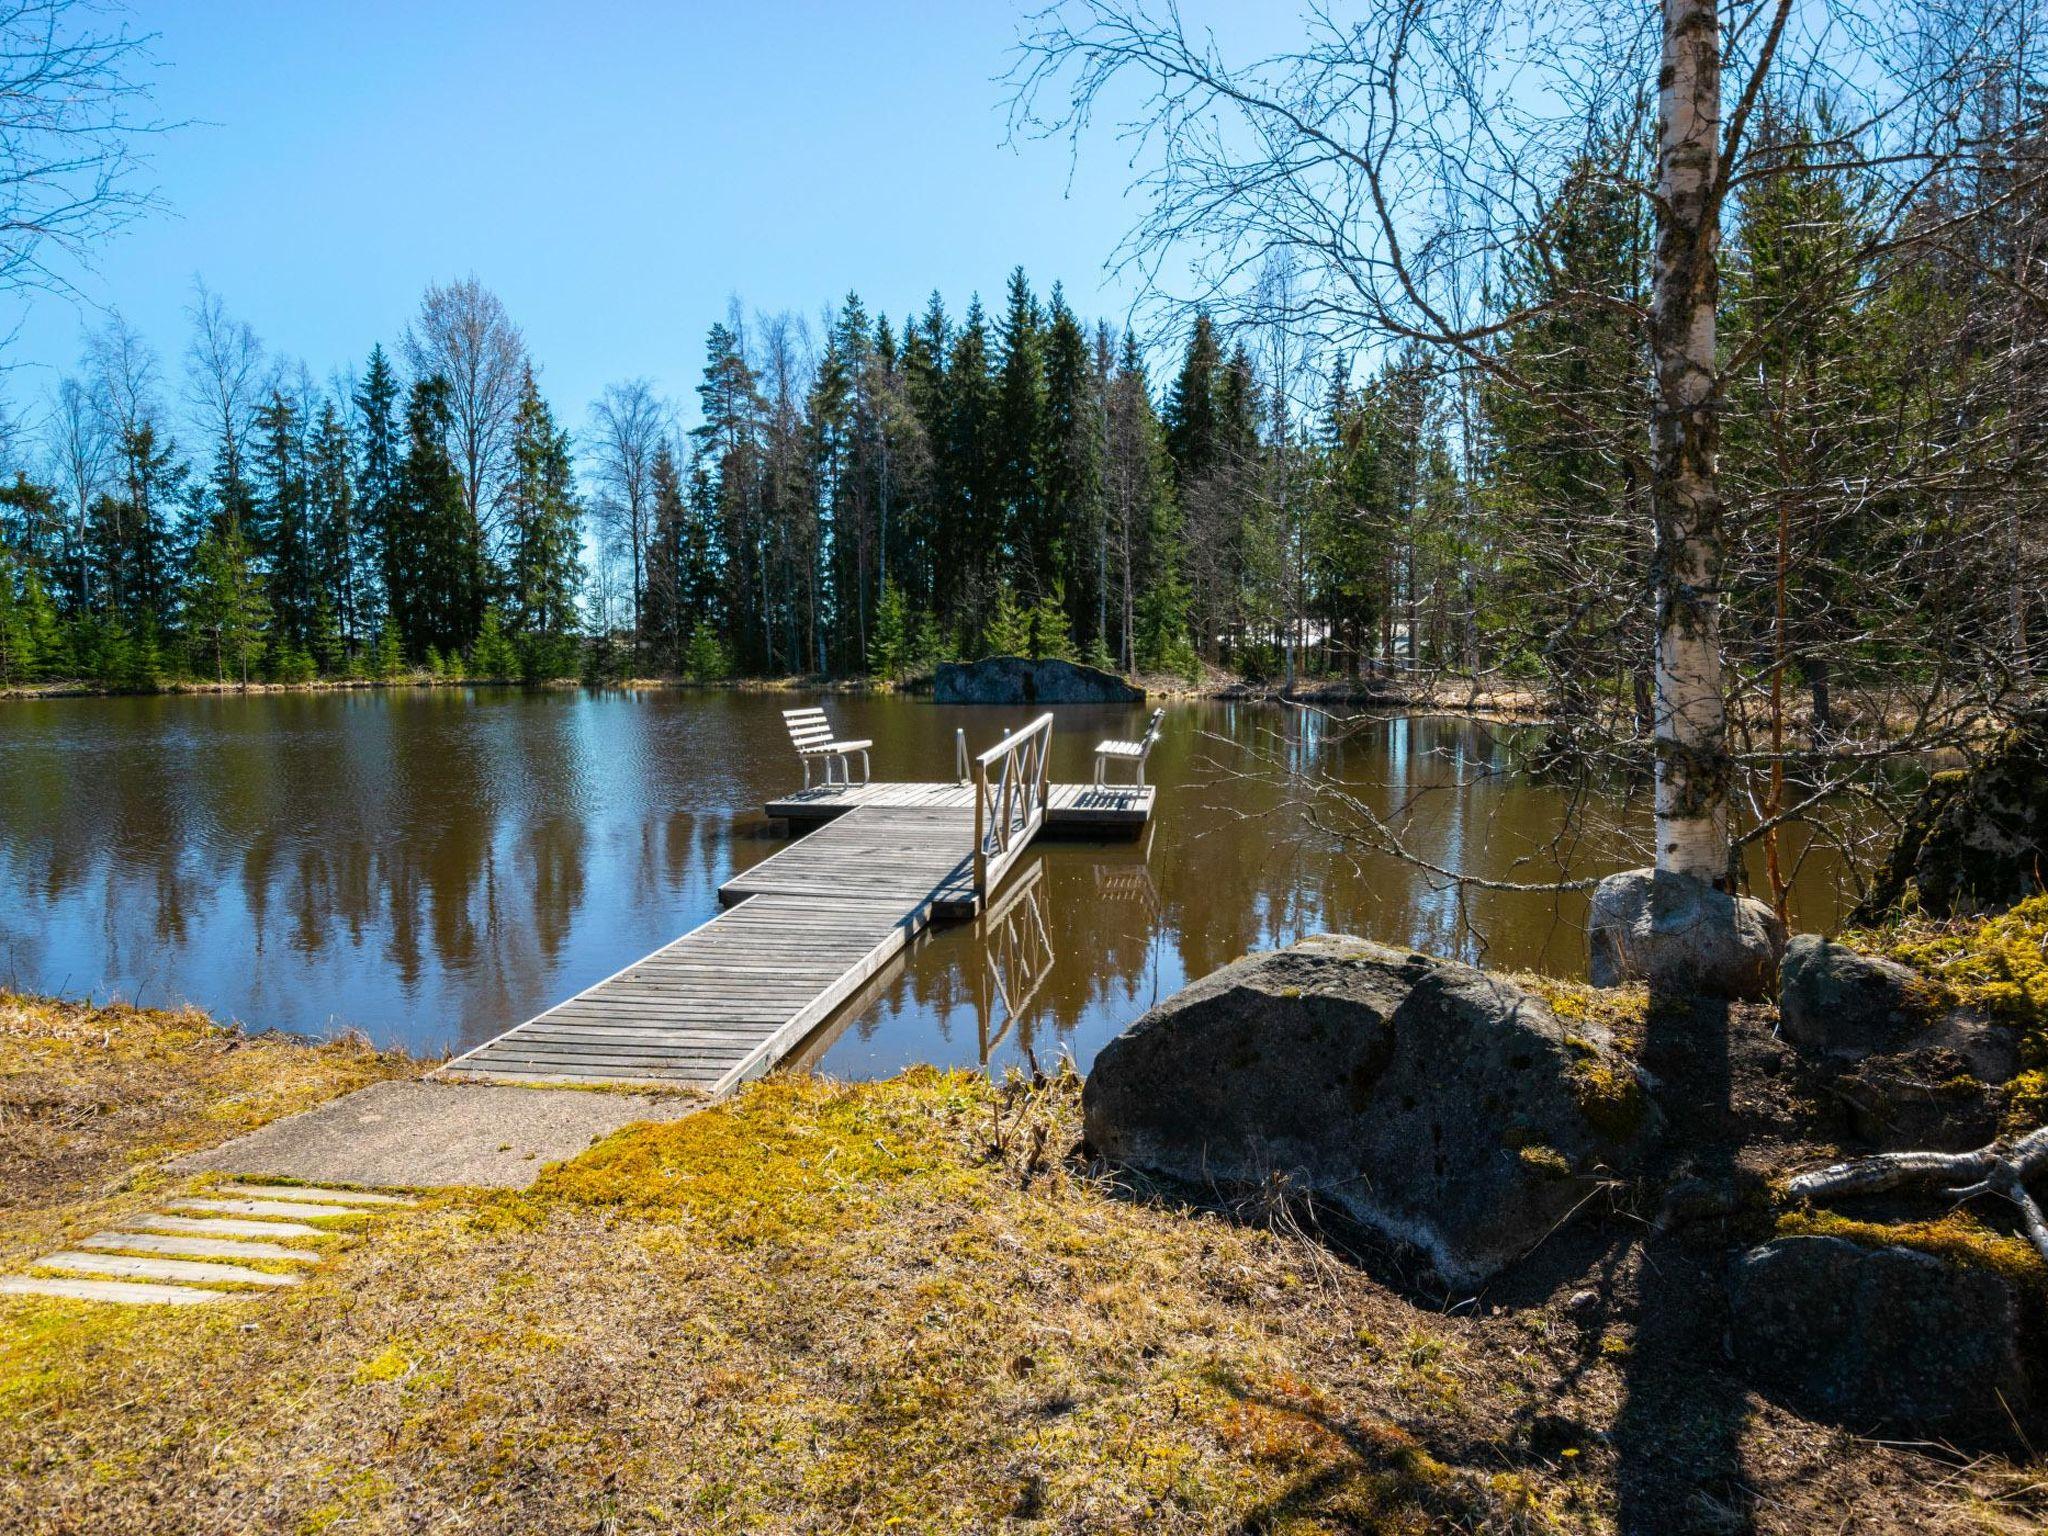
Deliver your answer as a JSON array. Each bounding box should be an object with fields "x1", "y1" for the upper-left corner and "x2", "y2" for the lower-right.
[{"x1": 0, "y1": 668, "x2": 1555, "y2": 722}]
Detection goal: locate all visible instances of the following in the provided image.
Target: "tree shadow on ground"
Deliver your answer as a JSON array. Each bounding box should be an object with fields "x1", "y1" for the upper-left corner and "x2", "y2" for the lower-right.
[{"x1": 1610, "y1": 993, "x2": 1757, "y2": 1536}]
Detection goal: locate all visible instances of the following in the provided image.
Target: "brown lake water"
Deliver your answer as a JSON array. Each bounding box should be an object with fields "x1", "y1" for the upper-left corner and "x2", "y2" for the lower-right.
[{"x1": 0, "y1": 690, "x2": 1859, "y2": 1075}]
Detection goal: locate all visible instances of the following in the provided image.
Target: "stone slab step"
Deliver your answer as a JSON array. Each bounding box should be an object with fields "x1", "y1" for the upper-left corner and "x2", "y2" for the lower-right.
[
  {"x1": 120, "y1": 1214, "x2": 332, "y2": 1240},
  {"x1": 213, "y1": 1182, "x2": 411, "y2": 1207},
  {"x1": 37, "y1": 1252, "x2": 299, "y2": 1288},
  {"x1": 77, "y1": 1232, "x2": 323, "y2": 1264},
  {"x1": 166, "y1": 1198, "x2": 363, "y2": 1221},
  {"x1": 0, "y1": 1275, "x2": 227, "y2": 1306}
]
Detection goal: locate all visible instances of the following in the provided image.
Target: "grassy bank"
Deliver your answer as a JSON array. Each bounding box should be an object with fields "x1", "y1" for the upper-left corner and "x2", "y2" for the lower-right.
[{"x1": 4, "y1": 993, "x2": 2042, "y2": 1533}]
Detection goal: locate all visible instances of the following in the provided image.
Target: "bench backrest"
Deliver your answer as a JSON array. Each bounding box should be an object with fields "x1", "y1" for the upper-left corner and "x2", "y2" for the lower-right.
[
  {"x1": 1137, "y1": 708, "x2": 1165, "y2": 758},
  {"x1": 784, "y1": 707, "x2": 836, "y2": 751}
]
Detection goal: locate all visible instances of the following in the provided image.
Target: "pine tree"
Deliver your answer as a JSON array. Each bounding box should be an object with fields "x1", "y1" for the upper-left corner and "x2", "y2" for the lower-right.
[
  {"x1": 944, "y1": 299, "x2": 999, "y2": 627},
  {"x1": 370, "y1": 620, "x2": 404, "y2": 680},
  {"x1": 643, "y1": 440, "x2": 690, "y2": 665},
  {"x1": 1038, "y1": 287, "x2": 1103, "y2": 646},
  {"x1": 1164, "y1": 313, "x2": 1222, "y2": 487},
  {"x1": 308, "y1": 400, "x2": 364, "y2": 664}
]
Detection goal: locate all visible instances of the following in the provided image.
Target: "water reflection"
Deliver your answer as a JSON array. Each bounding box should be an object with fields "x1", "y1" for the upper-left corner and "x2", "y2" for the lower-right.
[{"x1": 0, "y1": 691, "x2": 1863, "y2": 1072}]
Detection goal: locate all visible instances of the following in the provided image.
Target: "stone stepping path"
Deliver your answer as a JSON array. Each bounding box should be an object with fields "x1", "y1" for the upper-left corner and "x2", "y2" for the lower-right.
[{"x1": 0, "y1": 1181, "x2": 415, "y2": 1307}]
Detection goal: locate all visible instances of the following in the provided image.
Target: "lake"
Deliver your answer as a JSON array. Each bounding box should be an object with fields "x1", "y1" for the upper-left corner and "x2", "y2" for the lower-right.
[{"x1": 0, "y1": 689, "x2": 1858, "y2": 1076}]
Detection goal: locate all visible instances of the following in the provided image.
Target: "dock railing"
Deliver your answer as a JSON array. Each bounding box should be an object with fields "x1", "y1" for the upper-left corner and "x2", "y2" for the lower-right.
[{"x1": 972, "y1": 712, "x2": 1053, "y2": 899}]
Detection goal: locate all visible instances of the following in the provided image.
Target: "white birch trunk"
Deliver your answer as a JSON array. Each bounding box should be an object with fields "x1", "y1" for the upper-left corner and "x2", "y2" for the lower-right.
[{"x1": 1650, "y1": 0, "x2": 1732, "y2": 884}]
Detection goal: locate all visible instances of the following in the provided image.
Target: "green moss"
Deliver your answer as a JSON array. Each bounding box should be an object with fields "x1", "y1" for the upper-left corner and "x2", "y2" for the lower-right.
[
  {"x1": 1777, "y1": 1209, "x2": 2048, "y2": 1296},
  {"x1": 1863, "y1": 893, "x2": 2048, "y2": 1033},
  {"x1": 1517, "y1": 1145, "x2": 1572, "y2": 1179},
  {"x1": 1567, "y1": 1059, "x2": 1649, "y2": 1142},
  {"x1": 533, "y1": 1068, "x2": 988, "y2": 1246},
  {"x1": 2006, "y1": 1070, "x2": 2048, "y2": 1135}
]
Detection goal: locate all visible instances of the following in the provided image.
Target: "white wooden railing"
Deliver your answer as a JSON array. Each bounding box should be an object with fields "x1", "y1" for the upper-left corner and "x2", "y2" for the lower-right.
[{"x1": 972, "y1": 712, "x2": 1053, "y2": 898}]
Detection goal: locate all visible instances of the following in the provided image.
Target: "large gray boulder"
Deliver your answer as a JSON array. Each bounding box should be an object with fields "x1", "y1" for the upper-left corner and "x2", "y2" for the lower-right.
[
  {"x1": 1729, "y1": 1235, "x2": 2032, "y2": 1428},
  {"x1": 1587, "y1": 867, "x2": 1786, "y2": 1000},
  {"x1": 1082, "y1": 935, "x2": 1658, "y2": 1287},
  {"x1": 934, "y1": 655, "x2": 1143, "y2": 705},
  {"x1": 1778, "y1": 934, "x2": 1937, "y2": 1058}
]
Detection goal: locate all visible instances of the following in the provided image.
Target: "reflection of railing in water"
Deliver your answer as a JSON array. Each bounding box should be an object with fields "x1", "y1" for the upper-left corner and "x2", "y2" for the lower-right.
[
  {"x1": 976, "y1": 859, "x2": 1056, "y2": 1065},
  {"x1": 972, "y1": 712, "x2": 1053, "y2": 898}
]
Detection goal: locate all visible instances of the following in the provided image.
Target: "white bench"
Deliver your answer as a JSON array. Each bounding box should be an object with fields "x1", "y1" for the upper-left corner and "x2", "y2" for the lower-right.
[
  {"x1": 784, "y1": 707, "x2": 872, "y2": 788},
  {"x1": 1093, "y1": 708, "x2": 1164, "y2": 788}
]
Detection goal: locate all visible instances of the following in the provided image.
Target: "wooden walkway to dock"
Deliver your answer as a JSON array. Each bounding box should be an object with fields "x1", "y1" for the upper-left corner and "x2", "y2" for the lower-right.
[{"x1": 442, "y1": 720, "x2": 1153, "y2": 1092}]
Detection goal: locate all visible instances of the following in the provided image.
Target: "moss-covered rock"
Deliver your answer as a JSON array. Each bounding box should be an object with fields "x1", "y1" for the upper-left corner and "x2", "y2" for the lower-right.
[
  {"x1": 1082, "y1": 935, "x2": 1660, "y2": 1287},
  {"x1": 1855, "y1": 708, "x2": 2048, "y2": 922},
  {"x1": 1729, "y1": 1233, "x2": 2034, "y2": 1430}
]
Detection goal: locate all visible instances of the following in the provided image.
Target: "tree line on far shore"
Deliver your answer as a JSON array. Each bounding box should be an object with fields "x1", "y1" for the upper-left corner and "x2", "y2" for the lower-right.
[{"x1": 2, "y1": 80, "x2": 2043, "y2": 717}]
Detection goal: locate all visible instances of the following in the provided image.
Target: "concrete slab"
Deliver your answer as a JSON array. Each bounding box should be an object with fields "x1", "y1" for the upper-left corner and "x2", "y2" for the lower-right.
[
  {"x1": 174, "y1": 1078, "x2": 702, "y2": 1190},
  {"x1": 119, "y1": 1214, "x2": 330, "y2": 1240},
  {"x1": 166, "y1": 1197, "x2": 367, "y2": 1221},
  {"x1": 213, "y1": 1182, "x2": 409, "y2": 1206},
  {"x1": 38, "y1": 1252, "x2": 299, "y2": 1288},
  {"x1": 0, "y1": 1276, "x2": 227, "y2": 1305},
  {"x1": 77, "y1": 1232, "x2": 322, "y2": 1264}
]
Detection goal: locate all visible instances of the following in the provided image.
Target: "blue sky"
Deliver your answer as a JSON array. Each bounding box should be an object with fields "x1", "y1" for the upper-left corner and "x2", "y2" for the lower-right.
[{"x1": 4, "y1": 1, "x2": 1285, "y2": 438}]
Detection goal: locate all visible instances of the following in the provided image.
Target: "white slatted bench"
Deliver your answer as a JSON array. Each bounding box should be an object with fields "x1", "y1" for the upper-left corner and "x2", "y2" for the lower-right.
[
  {"x1": 784, "y1": 706, "x2": 873, "y2": 788},
  {"x1": 1093, "y1": 708, "x2": 1164, "y2": 788}
]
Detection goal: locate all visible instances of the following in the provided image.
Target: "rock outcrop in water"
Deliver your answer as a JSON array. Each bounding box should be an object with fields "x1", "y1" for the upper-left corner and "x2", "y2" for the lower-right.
[
  {"x1": 933, "y1": 656, "x2": 1143, "y2": 706},
  {"x1": 1082, "y1": 935, "x2": 1658, "y2": 1287}
]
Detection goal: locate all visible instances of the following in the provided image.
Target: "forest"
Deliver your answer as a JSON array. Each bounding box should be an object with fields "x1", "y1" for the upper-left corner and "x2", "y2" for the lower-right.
[{"x1": 0, "y1": 93, "x2": 2041, "y2": 749}]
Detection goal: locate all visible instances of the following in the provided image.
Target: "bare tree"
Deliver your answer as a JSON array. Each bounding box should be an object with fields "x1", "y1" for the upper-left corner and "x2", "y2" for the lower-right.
[
  {"x1": 81, "y1": 306, "x2": 156, "y2": 437},
  {"x1": 182, "y1": 278, "x2": 266, "y2": 502},
  {"x1": 588, "y1": 378, "x2": 667, "y2": 664},
  {"x1": 0, "y1": 0, "x2": 167, "y2": 301},
  {"x1": 404, "y1": 275, "x2": 528, "y2": 554},
  {"x1": 44, "y1": 369, "x2": 107, "y2": 601}
]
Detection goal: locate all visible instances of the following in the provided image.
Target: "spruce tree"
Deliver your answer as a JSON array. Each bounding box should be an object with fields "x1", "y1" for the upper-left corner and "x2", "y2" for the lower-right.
[
  {"x1": 255, "y1": 388, "x2": 316, "y2": 656},
  {"x1": 867, "y1": 578, "x2": 910, "y2": 680},
  {"x1": 354, "y1": 345, "x2": 404, "y2": 647},
  {"x1": 184, "y1": 524, "x2": 269, "y2": 684},
  {"x1": 504, "y1": 367, "x2": 584, "y2": 657},
  {"x1": 397, "y1": 375, "x2": 482, "y2": 659},
  {"x1": 982, "y1": 580, "x2": 1029, "y2": 657},
  {"x1": 308, "y1": 400, "x2": 363, "y2": 664},
  {"x1": 1039, "y1": 287, "x2": 1103, "y2": 648},
  {"x1": 992, "y1": 268, "x2": 1045, "y2": 584},
  {"x1": 469, "y1": 608, "x2": 518, "y2": 680}
]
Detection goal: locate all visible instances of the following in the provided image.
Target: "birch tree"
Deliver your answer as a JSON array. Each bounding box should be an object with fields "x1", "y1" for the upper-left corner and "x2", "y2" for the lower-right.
[{"x1": 1012, "y1": 0, "x2": 2045, "y2": 897}]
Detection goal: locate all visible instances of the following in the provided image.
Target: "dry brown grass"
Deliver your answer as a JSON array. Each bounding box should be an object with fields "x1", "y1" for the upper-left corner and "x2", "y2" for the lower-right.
[
  {"x1": 3, "y1": 999, "x2": 2043, "y2": 1534},
  {"x1": 0, "y1": 994, "x2": 415, "y2": 1263}
]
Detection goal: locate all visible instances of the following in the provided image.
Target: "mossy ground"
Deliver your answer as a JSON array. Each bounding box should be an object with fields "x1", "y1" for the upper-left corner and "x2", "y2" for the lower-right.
[{"x1": 3, "y1": 996, "x2": 2042, "y2": 1534}]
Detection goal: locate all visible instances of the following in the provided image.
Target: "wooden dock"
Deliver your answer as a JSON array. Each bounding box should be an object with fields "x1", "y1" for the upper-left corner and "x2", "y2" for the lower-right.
[
  {"x1": 442, "y1": 718, "x2": 1152, "y2": 1092},
  {"x1": 766, "y1": 780, "x2": 1154, "y2": 831}
]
